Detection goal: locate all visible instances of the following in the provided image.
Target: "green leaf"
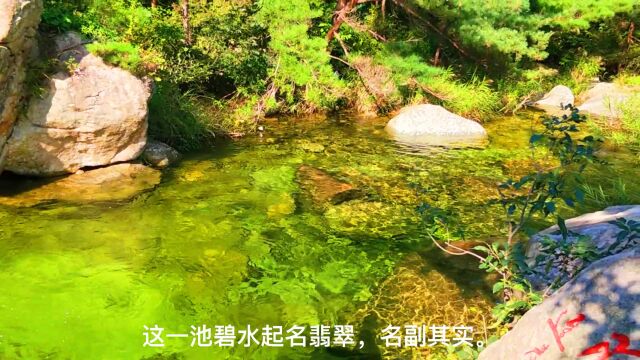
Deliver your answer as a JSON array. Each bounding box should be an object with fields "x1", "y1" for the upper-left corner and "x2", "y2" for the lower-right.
[
  {"x1": 492, "y1": 282, "x2": 504, "y2": 294},
  {"x1": 530, "y1": 134, "x2": 543, "y2": 144},
  {"x1": 473, "y1": 245, "x2": 490, "y2": 253},
  {"x1": 558, "y1": 217, "x2": 569, "y2": 240}
]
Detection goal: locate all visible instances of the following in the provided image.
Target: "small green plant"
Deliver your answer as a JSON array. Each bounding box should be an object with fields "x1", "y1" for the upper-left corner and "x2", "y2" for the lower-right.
[
  {"x1": 537, "y1": 233, "x2": 599, "y2": 278},
  {"x1": 608, "y1": 217, "x2": 640, "y2": 253},
  {"x1": 24, "y1": 59, "x2": 60, "y2": 98},
  {"x1": 530, "y1": 216, "x2": 639, "y2": 292},
  {"x1": 581, "y1": 178, "x2": 632, "y2": 208},
  {"x1": 63, "y1": 57, "x2": 80, "y2": 74}
]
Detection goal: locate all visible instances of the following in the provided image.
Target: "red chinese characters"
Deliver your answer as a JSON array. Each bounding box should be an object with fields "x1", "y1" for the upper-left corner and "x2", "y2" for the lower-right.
[
  {"x1": 579, "y1": 333, "x2": 640, "y2": 360},
  {"x1": 524, "y1": 310, "x2": 586, "y2": 359}
]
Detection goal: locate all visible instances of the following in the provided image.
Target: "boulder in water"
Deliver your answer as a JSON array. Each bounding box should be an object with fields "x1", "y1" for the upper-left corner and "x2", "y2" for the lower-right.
[
  {"x1": 532, "y1": 85, "x2": 574, "y2": 115},
  {"x1": 385, "y1": 104, "x2": 487, "y2": 148},
  {"x1": 479, "y1": 248, "x2": 640, "y2": 360},
  {"x1": 297, "y1": 165, "x2": 362, "y2": 208},
  {"x1": 3, "y1": 32, "x2": 151, "y2": 176},
  {"x1": 577, "y1": 82, "x2": 637, "y2": 119},
  {"x1": 142, "y1": 140, "x2": 181, "y2": 169},
  {"x1": 0, "y1": 163, "x2": 160, "y2": 206}
]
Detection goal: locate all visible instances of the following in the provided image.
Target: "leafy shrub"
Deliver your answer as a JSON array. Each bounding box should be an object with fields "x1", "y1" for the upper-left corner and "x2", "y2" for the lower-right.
[{"x1": 41, "y1": 0, "x2": 83, "y2": 32}]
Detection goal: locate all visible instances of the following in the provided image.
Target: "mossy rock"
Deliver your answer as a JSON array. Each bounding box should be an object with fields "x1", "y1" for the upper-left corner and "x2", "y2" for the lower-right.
[{"x1": 324, "y1": 200, "x2": 420, "y2": 240}]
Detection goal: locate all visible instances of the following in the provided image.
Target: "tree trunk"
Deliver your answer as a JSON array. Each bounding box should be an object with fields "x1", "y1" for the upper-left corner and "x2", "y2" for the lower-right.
[
  {"x1": 327, "y1": 0, "x2": 352, "y2": 43},
  {"x1": 181, "y1": 0, "x2": 192, "y2": 45},
  {"x1": 151, "y1": 0, "x2": 157, "y2": 8}
]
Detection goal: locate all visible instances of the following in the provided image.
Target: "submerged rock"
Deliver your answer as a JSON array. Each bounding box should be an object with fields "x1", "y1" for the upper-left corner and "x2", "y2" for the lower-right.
[
  {"x1": 0, "y1": 0, "x2": 42, "y2": 170},
  {"x1": 0, "y1": 163, "x2": 160, "y2": 206},
  {"x1": 385, "y1": 104, "x2": 488, "y2": 148},
  {"x1": 297, "y1": 165, "x2": 361, "y2": 208},
  {"x1": 3, "y1": 32, "x2": 151, "y2": 176},
  {"x1": 142, "y1": 140, "x2": 181, "y2": 169},
  {"x1": 479, "y1": 248, "x2": 640, "y2": 360},
  {"x1": 577, "y1": 82, "x2": 637, "y2": 119},
  {"x1": 324, "y1": 200, "x2": 419, "y2": 240},
  {"x1": 349, "y1": 253, "x2": 493, "y2": 359},
  {"x1": 526, "y1": 205, "x2": 640, "y2": 290},
  {"x1": 532, "y1": 85, "x2": 574, "y2": 115},
  {"x1": 296, "y1": 140, "x2": 325, "y2": 153}
]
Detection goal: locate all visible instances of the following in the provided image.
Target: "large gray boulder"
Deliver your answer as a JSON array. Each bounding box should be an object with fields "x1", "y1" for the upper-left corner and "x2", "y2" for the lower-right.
[
  {"x1": 577, "y1": 83, "x2": 637, "y2": 119},
  {"x1": 479, "y1": 248, "x2": 640, "y2": 360},
  {"x1": 3, "y1": 32, "x2": 151, "y2": 176},
  {"x1": 532, "y1": 85, "x2": 574, "y2": 115},
  {"x1": 526, "y1": 205, "x2": 640, "y2": 290},
  {"x1": 0, "y1": 0, "x2": 42, "y2": 171},
  {"x1": 385, "y1": 104, "x2": 487, "y2": 147}
]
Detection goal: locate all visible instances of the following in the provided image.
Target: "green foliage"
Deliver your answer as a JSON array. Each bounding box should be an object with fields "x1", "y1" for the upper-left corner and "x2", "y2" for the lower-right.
[
  {"x1": 617, "y1": 94, "x2": 640, "y2": 147},
  {"x1": 86, "y1": 41, "x2": 143, "y2": 75},
  {"x1": 581, "y1": 178, "x2": 633, "y2": 208},
  {"x1": 147, "y1": 82, "x2": 216, "y2": 151},
  {"x1": 377, "y1": 42, "x2": 499, "y2": 118},
  {"x1": 537, "y1": 234, "x2": 599, "y2": 277},
  {"x1": 424, "y1": 108, "x2": 602, "y2": 327},
  {"x1": 588, "y1": 93, "x2": 640, "y2": 148},
  {"x1": 411, "y1": 0, "x2": 550, "y2": 62},
  {"x1": 41, "y1": 0, "x2": 84, "y2": 32},
  {"x1": 497, "y1": 108, "x2": 601, "y2": 239},
  {"x1": 255, "y1": 0, "x2": 345, "y2": 111},
  {"x1": 607, "y1": 217, "x2": 640, "y2": 253},
  {"x1": 531, "y1": 216, "x2": 639, "y2": 292},
  {"x1": 39, "y1": 0, "x2": 640, "y2": 145}
]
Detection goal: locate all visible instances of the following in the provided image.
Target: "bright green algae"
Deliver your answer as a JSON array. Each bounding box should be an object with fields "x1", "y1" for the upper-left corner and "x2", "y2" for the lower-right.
[{"x1": 0, "y1": 113, "x2": 638, "y2": 359}]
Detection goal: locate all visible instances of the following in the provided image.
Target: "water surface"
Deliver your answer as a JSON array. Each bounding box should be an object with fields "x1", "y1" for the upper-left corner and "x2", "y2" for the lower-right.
[{"x1": 0, "y1": 113, "x2": 638, "y2": 359}]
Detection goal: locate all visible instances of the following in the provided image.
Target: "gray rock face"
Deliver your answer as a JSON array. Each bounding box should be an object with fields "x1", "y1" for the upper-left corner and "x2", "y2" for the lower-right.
[
  {"x1": 141, "y1": 140, "x2": 181, "y2": 168},
  {"x1": 0, "y1": 0, "x2": 42, "y2": 171},
  {"x1": 532, "y1": 85, "x2": 574, "y2": 115},
  {"x1": 577, "y1": 83, "x2": 637, "y2": 119},
  {"x1": 479, "y1": 248, "x2": 640, "y2": 360},
  {"x1": 385, "y1": 104, "x2": 487, "y2": 147},
  {"x1": 3, "y1": 32, "x2": 151, "y2": 176},
  {"x1": 526, "y1": 206, "x2": 640, "y2": 290},
  {"x1": 0, "y1": 163, "x2": 161, "y2": 207}
]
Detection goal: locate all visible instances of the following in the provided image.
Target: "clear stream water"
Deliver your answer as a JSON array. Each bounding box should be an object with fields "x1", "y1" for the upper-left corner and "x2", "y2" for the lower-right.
[{"x1": 0, "y1": 113, "x2": 638, "y2": 359}]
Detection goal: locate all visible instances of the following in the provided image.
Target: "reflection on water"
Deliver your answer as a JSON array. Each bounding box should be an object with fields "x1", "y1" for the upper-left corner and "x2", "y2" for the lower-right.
[{"x1": 0, "y1": 113, "x2": 638, "y2": 359}]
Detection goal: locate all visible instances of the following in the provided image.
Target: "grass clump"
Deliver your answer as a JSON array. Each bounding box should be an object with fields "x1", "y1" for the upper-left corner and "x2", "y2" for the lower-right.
[
  {"x1": 86, "y1": 42, "x2": 141, "y2": 72},
  {"x1": 589, "y1": 93, "x2": 640, "y2": 149},
  {"x1": 616, "y1": 94, "x2": 640, "y2": 147},
  {"x1": 376, "y1": 42, "x2": 499, "y2": 120},
  {"x1": 147, "y1": 83, "x2": 216, "y2": 152}
]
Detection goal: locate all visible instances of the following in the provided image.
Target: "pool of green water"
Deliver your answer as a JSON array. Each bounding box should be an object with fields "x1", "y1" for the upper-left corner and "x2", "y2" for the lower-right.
[{"x1": 0, "y1": 113, "x2": 638, "y2": 359}]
